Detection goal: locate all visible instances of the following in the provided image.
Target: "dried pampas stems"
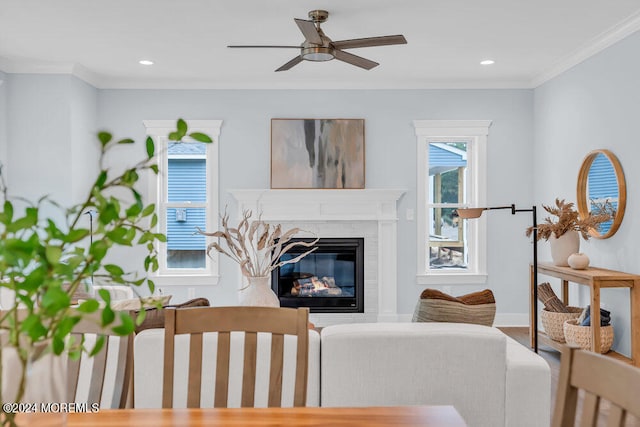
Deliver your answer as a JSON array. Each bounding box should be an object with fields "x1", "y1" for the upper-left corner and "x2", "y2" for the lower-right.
[{"x1": 197, "y1": 209, "x2": 319, "y2": 278}]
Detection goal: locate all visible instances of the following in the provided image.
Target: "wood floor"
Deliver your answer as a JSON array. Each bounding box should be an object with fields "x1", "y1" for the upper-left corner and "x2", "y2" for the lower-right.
[{"x1": 499, "y1": 327, "x2": 640, "y2": 427}]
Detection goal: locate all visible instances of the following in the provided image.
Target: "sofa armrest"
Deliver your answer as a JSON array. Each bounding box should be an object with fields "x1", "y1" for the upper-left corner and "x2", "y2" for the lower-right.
[{"x1": 504, "y1": 336, "x2": 551, "y2": 427}]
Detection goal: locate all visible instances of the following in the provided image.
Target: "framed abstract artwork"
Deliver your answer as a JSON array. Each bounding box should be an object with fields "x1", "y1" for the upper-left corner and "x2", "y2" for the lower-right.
[{"x1": 271, "y1": 118, "x2": 365, "y2": 189}]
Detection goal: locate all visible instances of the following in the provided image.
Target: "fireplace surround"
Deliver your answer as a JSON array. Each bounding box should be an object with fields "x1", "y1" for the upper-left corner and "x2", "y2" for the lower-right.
[{"x1": 229, "y1": 189, "x2": 405, "y2": 325}]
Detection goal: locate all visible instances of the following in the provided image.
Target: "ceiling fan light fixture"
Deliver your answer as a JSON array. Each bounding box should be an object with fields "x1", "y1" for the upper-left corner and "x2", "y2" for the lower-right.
[{"x1": 302, "y1": 46, "x2": 334, "y2": 61}]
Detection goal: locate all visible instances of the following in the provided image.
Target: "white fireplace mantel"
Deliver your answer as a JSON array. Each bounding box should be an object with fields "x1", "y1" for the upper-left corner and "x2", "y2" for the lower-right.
[
  {"x1": 228, "y1": 189, "x2": 405, "y2": 222},
  {"x1": 228, "y1": 189, "x2": 406, "y2": 323}
]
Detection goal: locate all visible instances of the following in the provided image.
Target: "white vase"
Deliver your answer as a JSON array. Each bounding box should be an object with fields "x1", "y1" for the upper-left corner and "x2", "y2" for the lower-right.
[
  {"x1": 549, "y1": 231, "x2": 580, "y2": 267},
  {"x1": 568, "y1": 252, "x2": 590, "y2": 270},
  {"x1": 239, "y1": 276, "x2": 280, "y2": 307}
]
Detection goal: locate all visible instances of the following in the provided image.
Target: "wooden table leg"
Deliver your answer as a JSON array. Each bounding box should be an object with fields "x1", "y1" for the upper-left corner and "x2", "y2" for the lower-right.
[
  {"x1": 631, "y1": 280, "x2": 640, "y2": 367},
  {"x1": 590, "y1": 284, "x2": 601, "y2": 354}
]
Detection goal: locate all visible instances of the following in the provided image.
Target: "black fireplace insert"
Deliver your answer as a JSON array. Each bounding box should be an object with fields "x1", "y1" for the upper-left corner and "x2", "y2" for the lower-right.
[{"x1": 271, "y1": 238, "x2": 364, "y2": 313}]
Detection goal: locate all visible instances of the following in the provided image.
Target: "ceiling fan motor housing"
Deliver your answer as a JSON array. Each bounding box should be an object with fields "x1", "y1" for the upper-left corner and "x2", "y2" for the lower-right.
[{"x1": 308, "y1": 10, "x2": 329, "y2": 23}]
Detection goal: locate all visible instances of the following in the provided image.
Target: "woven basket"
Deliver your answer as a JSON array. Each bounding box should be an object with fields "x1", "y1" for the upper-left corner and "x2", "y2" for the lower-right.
[
  {"x1": 563, "y1": 319, "x2": 614, "y2": 353},
  {"x1": 540, "y1": 307, "x2": 583, "y2": 342},
  {"x1": 412, "y1": 299, "x2": 496, "y2": 327}
]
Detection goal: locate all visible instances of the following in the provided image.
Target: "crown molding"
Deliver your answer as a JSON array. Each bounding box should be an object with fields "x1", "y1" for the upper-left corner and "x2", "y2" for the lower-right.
[{"x1": 531, "y1": 10, "x2": 640, "y2": 87}]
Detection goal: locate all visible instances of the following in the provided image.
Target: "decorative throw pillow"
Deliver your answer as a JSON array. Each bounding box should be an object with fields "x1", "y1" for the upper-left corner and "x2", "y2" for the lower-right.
[{"x1": 413, "y1": 288, "x2": 496, "y2": 326}]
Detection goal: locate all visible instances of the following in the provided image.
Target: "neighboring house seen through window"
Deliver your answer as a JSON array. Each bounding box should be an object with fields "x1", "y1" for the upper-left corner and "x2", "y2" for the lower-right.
[{"x1": 144, "y1": 120, "x2": 222, "y2": 286}]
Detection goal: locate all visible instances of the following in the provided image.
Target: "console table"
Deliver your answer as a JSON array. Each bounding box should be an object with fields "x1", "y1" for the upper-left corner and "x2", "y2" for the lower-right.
[{"x1": 530, "y1": 262, "x2": 639, "y2": 366}]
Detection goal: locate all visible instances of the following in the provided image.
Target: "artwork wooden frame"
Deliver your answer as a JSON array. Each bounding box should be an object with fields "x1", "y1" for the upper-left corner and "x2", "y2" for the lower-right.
[{"x1": 271, "y1": 118, "x2": 365, "y2": 189}]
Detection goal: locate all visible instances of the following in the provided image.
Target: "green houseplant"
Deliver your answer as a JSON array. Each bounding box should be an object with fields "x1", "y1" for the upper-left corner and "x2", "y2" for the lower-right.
[{"x1": 0, "y1": 119, "x2": 212, "y2": 427}]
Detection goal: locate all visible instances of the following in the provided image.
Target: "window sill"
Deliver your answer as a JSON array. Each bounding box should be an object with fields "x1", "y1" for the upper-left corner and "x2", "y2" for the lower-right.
[
  {"x1": 416, "y1": 273, "x2": 488, "y2": 285},
  {"x1": 151, "y1": 275, "x2": 220, "y2": 287}
]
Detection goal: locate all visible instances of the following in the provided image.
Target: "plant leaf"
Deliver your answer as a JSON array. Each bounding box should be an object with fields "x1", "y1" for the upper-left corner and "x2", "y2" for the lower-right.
[
  {"x1": 146, "y1": 136, "x2": 155, "y2": 158},
  {"x1": 188, "y1": 132, "x2": 212, "y2": 143}
]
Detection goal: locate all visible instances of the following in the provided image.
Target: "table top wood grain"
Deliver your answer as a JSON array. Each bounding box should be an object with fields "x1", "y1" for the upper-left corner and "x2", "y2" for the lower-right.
[{"x1": 66, "y1": 406, "x2": 467, "y2": 426}]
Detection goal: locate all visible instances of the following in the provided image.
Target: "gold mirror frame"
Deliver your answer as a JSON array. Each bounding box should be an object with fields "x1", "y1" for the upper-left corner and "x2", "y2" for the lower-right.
[{"x1": 576, "y1": 149, "x2": 626, "y2": 239}]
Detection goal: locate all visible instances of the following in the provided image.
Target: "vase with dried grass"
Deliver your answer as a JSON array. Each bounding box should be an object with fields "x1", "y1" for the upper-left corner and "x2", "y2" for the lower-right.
[
  {"x1": 526, "y1": 198, "x2": 613, "y2": 266},
  {"x1": 198, "y1": 210, "x2": 319, "y2": 307}
]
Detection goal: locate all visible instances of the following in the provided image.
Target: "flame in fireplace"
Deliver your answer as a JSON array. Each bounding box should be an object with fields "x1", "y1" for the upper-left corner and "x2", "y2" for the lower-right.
[{"x1": 292, "y1": 276, "x2": 343, "y2": 296}]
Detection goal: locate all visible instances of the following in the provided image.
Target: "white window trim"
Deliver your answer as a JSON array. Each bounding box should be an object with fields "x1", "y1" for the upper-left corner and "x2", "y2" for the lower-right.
[
  {"x1": 143, "y1": 119, "x2": 222, "y2": 286},
  {"x1": 414, "y1": 120, "x2": 492, "y2": 285}
]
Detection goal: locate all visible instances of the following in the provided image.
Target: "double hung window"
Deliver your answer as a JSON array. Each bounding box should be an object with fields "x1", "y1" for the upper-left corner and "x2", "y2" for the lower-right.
[
  {"x1": 414, "y1": 120, "x2": 491, "y2": 285},
  {"x1": 144, "y1": 120, "x2": 222, "y2": 286}
]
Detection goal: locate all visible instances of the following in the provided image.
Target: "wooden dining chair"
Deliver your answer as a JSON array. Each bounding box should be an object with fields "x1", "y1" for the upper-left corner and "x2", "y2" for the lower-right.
[
  {"x1": 67, "y1": 312, "x2": 134, "y2": 409},
  {"x1": 552, "y1": 345, "x2": 640, "y2": 427},
  {"x1": 162, "y1": 306, "x2": 309, "y2": 408}
]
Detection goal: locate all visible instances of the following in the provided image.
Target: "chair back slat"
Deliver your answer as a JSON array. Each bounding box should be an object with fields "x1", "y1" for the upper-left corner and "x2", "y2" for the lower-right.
[
  {"x1": 187, "y1": 332, "x2": 204, "y2": 408},
  {"x1": 162, "y1": 309, "x2": 176, "y2": 409},
  {"x1": 241, "y1": 331, "x2": 258, "y2": 407},
  {"x1": 606, "y1": 406, "x2": 626, "y2": 427},
  {"x1": 110, "y1": 334, "x2": 133, "y2": 408},
  {"x1": 214, "y1": 331, "x2": 231, "y2": 408},
  {"x1": 67, "y1": 312, "x2": 134, "y2": 409},
  {"x1": 268, "y1": 333, "x2": 284, "y2": 407},
  {"x1": 86, "y1": 335, "x2": 108, "y2": 405},
  {"x1": 578, "y1": 392, "x2": 599, "y2": 427},
  {"x1": 552, "y1": 346, "x2": 640, "y2": 427},
  {"x1": 293, "y1": 308, "x2": 309, "y2": 407},
  {"x1": 66, "y1": 333, "x2": 83, "y2": 402},
  {"x1": 162, "y1": 306, "x2": 309, "y2": 408}
]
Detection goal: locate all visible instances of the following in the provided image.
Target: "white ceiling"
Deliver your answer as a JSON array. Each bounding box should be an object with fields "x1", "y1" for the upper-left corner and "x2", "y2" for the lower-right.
[{"x1": 1, "y1": 0, "x2": 640, "y2": 89}]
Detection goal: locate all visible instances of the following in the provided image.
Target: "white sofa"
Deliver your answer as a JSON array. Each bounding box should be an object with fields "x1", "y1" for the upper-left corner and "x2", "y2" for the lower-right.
[
  {"x1": 133, "y1": 323, "x2": 550, "y2": 427},
  {"x1": 320, "y1": 323, "x2": 550, "y2": 427}
]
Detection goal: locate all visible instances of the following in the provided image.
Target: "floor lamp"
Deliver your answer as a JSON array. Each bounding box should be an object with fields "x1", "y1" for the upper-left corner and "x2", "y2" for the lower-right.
[{"x1": 455, "y1": 204, "x2": 539, "y2": 352}]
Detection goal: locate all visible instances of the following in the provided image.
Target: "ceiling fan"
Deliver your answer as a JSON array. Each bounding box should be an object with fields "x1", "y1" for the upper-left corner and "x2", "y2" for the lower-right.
[{"x1": 227, "y1": 9, "x2": 407, "y2": 72}]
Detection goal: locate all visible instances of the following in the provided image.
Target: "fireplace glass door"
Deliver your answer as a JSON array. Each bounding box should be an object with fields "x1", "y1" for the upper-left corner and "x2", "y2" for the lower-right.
[{"x1": 272, "y1": 238, "x2": 364, "y2": 313}]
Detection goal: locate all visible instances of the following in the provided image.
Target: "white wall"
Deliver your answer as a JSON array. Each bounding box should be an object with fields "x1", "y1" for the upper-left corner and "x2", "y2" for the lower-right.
[
  {"x1": 0, "y1": 71, "x2": 7, "y2": 194},
  {"x1": 534, "y1": 31, "x2": 640, "y2": 358},
  {"x1": 3, "y1": 76, "x2": 534, "y2": 322}
]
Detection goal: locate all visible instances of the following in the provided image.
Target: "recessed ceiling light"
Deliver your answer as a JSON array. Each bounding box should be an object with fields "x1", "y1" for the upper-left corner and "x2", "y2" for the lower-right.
[
  {"x1": 139, "y1": 60, "x2": 154, "y2": 66},
  {"x1": 480, "y1": 59, "x2": 495, "y2": 65}
]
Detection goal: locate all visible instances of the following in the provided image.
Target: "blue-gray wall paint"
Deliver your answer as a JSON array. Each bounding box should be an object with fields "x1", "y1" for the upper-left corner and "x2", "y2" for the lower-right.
[
  {"x1": 95, "y1": 88, "x2": 534, "y2": 316},
  {"x1": 2, "y1": 75, "x2": 537, "y2": 324},
  {"x1": 534, "y1": 31, "x2": 640, "y2": 358},
  {"x1": 0, "y1": 71, "x2": 7, "y2": 181}
]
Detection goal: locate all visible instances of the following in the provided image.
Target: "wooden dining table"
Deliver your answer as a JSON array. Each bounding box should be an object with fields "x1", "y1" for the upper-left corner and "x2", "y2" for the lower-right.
[{"x1": 66, "y1": 406, "x2": 468, "y2": 426}]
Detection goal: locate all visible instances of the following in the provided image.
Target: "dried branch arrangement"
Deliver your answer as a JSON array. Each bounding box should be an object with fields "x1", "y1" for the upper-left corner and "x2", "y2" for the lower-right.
[
  {"x1": 526, "y1": 198, "x2": 613, "y2": 241},
  {"x1": 197, "y1": 210, "x2": 319, "y2": 278},
  {"x1": 537, "y1": 282, "x2": 569, "y2": 313}
]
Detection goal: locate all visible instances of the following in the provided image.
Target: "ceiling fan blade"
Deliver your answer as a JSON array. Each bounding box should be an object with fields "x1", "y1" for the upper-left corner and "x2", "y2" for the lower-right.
[
  {"x1": 332, "y1": 35, "x2": 407, "y2": 50},
  {"x1": 333, "y1": 49, "x2": 379, "y2": 70},
  {"x1": 227, "y1": 45, "x2": 300, "y2": 48},
  {"x1": 294, "y1": 18, "x2": 323, "y2": 45},
  {"x1": 275, "y1": 56, "x2": 303, "y2": 72}
]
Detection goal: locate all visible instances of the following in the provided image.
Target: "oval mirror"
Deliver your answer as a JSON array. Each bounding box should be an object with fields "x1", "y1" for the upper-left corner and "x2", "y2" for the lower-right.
[{"x1": 576, "y1": 149, "x2": 626, "y2": 239}]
